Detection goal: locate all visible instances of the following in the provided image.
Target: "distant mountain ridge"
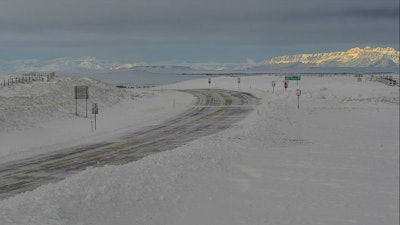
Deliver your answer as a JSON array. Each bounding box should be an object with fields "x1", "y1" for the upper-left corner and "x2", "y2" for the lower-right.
[
  {"x1": 268, "y1": 46, "x2": 399, "y2": 69},
  {"x1": 0, "y1": 46, "x2": 398, "y2": 74}
]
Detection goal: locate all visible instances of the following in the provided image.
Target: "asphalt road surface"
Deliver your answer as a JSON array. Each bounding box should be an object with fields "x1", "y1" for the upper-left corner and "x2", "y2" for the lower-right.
[{"x1": 0, "y1": 89, "x2": 259, "y2": 200}]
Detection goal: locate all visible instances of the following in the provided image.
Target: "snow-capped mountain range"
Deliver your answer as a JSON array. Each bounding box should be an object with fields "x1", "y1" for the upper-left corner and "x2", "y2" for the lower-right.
[
  {"x1": 269, "y1": 47, "x2": 399, "y2": 69},
  {"x1": 0, "y1": 47, "x2": 398, "y2": 74}
]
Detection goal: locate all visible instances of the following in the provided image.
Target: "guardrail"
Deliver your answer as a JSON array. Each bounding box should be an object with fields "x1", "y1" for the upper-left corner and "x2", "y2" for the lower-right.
[{"x1": 1, "y1": 72, "x2": 55, "y2": 88}]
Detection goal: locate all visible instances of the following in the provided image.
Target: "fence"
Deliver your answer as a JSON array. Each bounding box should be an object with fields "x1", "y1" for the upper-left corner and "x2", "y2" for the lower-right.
[
  {"x1": 371, "y1": 75, "x2": 398, "y2": 86},
  {"x1": 1, "y1": 72, "x2": 55, "y2": 88}
]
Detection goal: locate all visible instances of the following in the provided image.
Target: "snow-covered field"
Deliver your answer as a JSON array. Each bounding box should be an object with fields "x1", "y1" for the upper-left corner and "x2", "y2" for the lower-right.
[
  {"x1": 0, "y1": 76, "x2": 194, "y2": 163},
  {"x1": 0, "y1": 74, "x2": 398, "y2": 225}
]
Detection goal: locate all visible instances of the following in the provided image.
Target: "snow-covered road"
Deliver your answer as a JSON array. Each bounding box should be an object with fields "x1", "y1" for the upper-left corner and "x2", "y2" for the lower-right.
[
  {"x1": 0, "y1": 75, "x2": 398, "y2": 225},
  {"x1": 0, "y1": 89, "x2": 259, "y2": 199}
]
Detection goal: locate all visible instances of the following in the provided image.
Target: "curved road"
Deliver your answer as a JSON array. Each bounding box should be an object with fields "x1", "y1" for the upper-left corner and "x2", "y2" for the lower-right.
[{"x1": 0, "y1": 89, "x2": 259, "y2": 200}]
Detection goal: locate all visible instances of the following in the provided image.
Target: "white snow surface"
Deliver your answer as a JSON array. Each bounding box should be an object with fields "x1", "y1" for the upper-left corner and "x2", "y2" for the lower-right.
[
  {"x1": 0, "y1": 76, "x2": 193, "y2": 163},
  {"x1": 0, "y1": 75, "x2": 398, "y2": 225}
]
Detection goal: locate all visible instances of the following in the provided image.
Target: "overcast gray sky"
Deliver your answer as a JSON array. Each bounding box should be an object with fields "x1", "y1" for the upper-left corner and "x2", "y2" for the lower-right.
[{"x1": 0, "y1": 0, "x2": 398, "y2": 62}]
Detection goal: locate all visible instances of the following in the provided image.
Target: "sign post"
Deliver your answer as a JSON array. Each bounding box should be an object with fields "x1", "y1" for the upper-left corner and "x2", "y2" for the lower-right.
[
  {"x1": 296, "y1": 89, "x2": 301, "y2": 109},
  {"x1": 284, "y1": 81, "x2": 288, "y2": 91},
  {"x1": 272, "y1": 81, "x2": 276, "y2": 92},
  {"x1": 237, "y1": 77, "x2": 240, "y2": 89},
  {"x1": 92, "y1": 103, "x2": 98, "y2": 130},
  {"x1": 74, "y1": 86, "x2": 89, "y2": 117}
]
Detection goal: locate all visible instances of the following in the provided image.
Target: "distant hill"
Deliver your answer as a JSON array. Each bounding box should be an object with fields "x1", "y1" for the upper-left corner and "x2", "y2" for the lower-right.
[{"x1": 268, "y1": 47, "x2": 399, "y2": 70}]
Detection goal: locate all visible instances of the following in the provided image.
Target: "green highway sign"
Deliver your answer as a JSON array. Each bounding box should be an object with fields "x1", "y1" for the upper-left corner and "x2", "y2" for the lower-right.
[{"x1": 285, "y1": 75, "x2": 301, "y2": 81}]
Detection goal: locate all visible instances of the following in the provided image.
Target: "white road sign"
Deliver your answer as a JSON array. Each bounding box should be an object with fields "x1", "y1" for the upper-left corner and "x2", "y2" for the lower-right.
[{"x1": 296, "y1": 89, "x2": 301, "y2": 96}]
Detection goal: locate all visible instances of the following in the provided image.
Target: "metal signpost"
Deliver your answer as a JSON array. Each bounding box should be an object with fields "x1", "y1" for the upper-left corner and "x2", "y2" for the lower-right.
[
  {"x1": 237, "y1": 77, "x2": 240, "y2": 89},
  {"x1": 272, "y1": 81, "x2": 276, "y2": 92},
  {"x1": 74, "y1": 86, "x2": 89, "y2": 117},
  {"x1": 296, "y1": 89, "x2": 301, "y2": 109},
  {"x1": 92, "y1": 103, "x2": 98, "y2": 130}
]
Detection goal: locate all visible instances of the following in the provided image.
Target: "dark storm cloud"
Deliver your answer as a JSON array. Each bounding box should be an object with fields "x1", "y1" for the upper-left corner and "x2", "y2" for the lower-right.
[{"x1": 0, "y1": 0, "x2": 398, "y2": 60}]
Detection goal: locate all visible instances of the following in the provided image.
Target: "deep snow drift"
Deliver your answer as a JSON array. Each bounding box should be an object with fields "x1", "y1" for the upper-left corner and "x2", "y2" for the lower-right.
[{"x1": 0, "y1": 74, "x2": 398, "y2": 225}]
